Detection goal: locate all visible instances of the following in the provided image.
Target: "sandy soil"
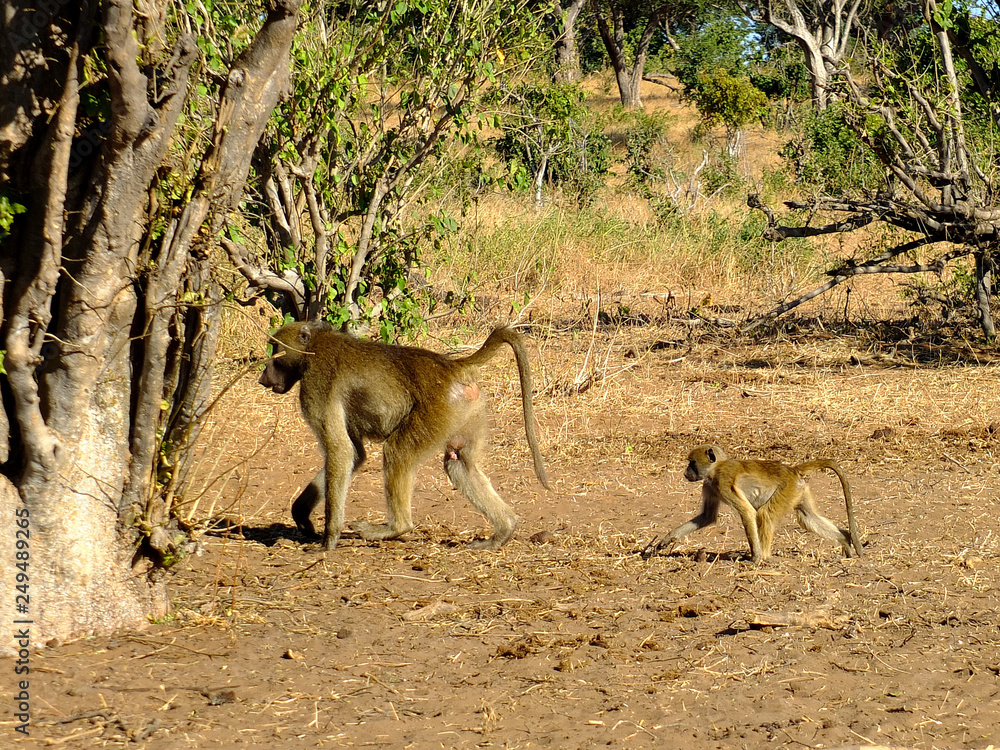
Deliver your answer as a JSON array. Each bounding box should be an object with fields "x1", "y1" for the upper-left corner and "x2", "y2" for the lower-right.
[{"x1": 14, "y1": 321, "x2": 1000, "y2": 750}]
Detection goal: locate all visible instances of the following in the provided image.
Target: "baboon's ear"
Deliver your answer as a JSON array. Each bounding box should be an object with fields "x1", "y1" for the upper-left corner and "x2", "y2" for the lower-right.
[
  {"x1": 707, "y1": 448, "x2": 716, "y2": 463},
  {"x1": 300, "y1": 319, "x2": 334, "y2": 345}
]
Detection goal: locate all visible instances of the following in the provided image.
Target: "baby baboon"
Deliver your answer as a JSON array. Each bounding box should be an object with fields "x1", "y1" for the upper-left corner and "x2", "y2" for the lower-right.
[
  {"x1": 258, "y1": 321, "x2": 549, "y2": 551},
  {"x1": 645, "y1": 444, "x2": 862, "y2": 563}
]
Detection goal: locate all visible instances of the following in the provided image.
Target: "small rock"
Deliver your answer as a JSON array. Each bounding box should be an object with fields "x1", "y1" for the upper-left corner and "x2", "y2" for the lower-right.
[{"x1": 204, "y1": 689, "x2": 237, "y2": 706}]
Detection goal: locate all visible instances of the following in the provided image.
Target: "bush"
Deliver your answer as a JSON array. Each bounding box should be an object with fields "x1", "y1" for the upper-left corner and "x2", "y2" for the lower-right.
[
  {"x1": 702, "y1": 153, "x2": 744, "y2": 197},
  {"x1": 623, "y1": 110, "x2": 671, "y2": 184},
  {"x1": 493, "y1": 82, "x2": 611, "y2": 202},
  {"x1": 689, "y1": 70, "x2": 768, "y2": 134},
  {"x1": 780, "y1": 104, "x2": 882, "y2": 194}
]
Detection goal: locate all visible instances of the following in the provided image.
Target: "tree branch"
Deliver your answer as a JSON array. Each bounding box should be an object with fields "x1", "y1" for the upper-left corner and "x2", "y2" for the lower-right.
[
  {"x1": 104, "y1": 0, "x2": 152, "y2": 149},
  {"x1": 748, "y1": 194, "x2": 874, "y2": 240},
  {"x1": 642, "y1": 73, "x2": 680, "y2": 91},
  {"x1": 743, "y1": 236, "x2": 955, "y2": 331},
  {"x1": 221, "y1": 235, "x2": 306, "y2": 317}
]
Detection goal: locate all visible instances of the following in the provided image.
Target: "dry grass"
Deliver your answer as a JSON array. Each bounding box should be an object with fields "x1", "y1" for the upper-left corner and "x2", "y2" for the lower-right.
[{"x1": 27, "y1": 315, "x2": 1000, "y2": 747}]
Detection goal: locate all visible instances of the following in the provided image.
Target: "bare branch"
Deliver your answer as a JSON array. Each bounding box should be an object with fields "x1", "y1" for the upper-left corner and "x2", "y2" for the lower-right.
[
  {"x1": 276, "y1": 161, "x2": 303, "y2": 248},
  {"x1": 744, "y1": 237, "x2": 958, "y2": 331},
  {"x1": 221, "y1": 235, "x2": 306, "y2": 318},
  {"x1": 642, "y1": 73, "x2": 680, "y2": 92},
  {"x1": 260, "y1": 157, "x2": 295, "y2": 249},
  {"x1": 285, "y1": 164, "x2": 328, "y2": 319},
  {"x1": 749, "y1": 194, "x2": 875, "y2": 240},
  {"x1": 344, "y1": 178, "x2": 390, "y2": 315}
]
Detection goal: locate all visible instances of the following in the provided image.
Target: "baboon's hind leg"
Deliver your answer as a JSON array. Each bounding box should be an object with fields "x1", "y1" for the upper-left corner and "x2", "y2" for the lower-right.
[
  {"x1": 795, "y1": 490, "x2": 855, "y2": 557},
  {"x1": 756, "y1": 507, "x2": 776, "y2": 560},
  {"x1": 351, "y1": 433, "x2": 418, "y2": 541},
  {"x1": 755, "y1": 487, "x2": 797, "y2": 559},
  {"x1": 443, "y1": 424, "x2": 518, "y2": 550}
]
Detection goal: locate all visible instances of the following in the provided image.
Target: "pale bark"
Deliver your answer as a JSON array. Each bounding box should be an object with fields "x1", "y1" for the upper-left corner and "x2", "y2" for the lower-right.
[
  {"x1": 975, "y1": 250, "x2": 996, "y2": 337},
  {"x1": 553, "y1": 0, "x2": 587, "y2": 83},
  {"x1": 739, "y1": 0, "x2": 862, "y2": 109},
  {"x1": 0, "y1": 0, "x2": 303, "y2": 648}
]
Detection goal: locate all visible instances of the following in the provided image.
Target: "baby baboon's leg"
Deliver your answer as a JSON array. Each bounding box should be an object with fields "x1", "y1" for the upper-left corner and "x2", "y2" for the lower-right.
[
  {"x1": 795, "y1": 489, "x2": 855, "y2": 557},
  {"x1": 731, "y1": 489, "x2": 765, "y2": 562},
  {"x1": 755, "y1": 487, "x2": 797, "y2": 559},
  {"x1": 443, "y1": 423, "x2": 518, "y2": 550},
  {"x1": 651, "y1": 483, "x2": 721, "y2": 557},
  {"x1": 756, "y1": 506, "x2": 776, "y2": 560}
]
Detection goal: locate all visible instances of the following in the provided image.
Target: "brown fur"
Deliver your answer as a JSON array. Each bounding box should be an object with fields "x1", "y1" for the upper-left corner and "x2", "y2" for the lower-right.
[
  {"x1": 258, "y1": 321, "x2": 549, "y2": 551},
  {"x1": 647, "y1": 444, "x2": 862, "y2": 563}
]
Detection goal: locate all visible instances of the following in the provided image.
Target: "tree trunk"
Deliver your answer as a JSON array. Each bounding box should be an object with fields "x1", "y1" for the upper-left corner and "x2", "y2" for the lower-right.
[
  {"x1": 553, "y1": 0, "x2": 586, "y2": 83},
  {"x1": 591, "y1": 1, "x2": 668, "y2": 110},
  {"x1": 744, "y1": 0, "x2": 862, "y2": 111},
  {"x1": 800, "y1": 41, "x2": 829, "y2": 110},
  {"x1": 554, "y1": 22, "x2": 580, "y2": 83},
  {"x1": 0, "y1": 0, "x2": 302, "y2": 650},
  {"x1": 975, "y1": 248, "x2": 996, "y2": 338},
  {"x1": 727, "y1": 128, "x2": 745, "y2": 159},
  {"x1": 616, "y1": 67, "x2": 643, "y2": 109}
]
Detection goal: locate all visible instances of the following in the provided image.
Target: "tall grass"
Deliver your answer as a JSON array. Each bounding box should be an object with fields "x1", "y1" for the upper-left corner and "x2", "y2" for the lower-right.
[{"x1": 427, "y1": 193, "x2": 817, "y2": 317}]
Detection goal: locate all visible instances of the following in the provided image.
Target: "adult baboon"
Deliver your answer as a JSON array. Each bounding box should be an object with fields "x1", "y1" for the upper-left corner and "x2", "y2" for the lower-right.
[{"x1": 259, "y1": 321, "x2": 549, "y2": 550}]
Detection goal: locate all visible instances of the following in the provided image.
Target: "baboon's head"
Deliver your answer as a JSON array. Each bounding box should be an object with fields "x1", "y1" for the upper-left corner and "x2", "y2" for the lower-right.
[
  {"x1": 684, "y1": 444, "x2": 726, "y2": 482},
  {"x1": 258, "y1": 320, "x2": 332, "y2": 394}
]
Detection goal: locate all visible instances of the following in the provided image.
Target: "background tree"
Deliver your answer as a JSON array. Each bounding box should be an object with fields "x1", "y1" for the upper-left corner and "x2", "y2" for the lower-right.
[
  {"x1": 749, "y1": 0, "x2": 998, "y2": 337},
  {"x1": 590, "y1": 0, "x2": 673, "y2": 108},
  {"x1": 224, "y1": 0, "x2": 546, "y2": 336},
  {"x1": 553, "y1": 0, "x2": 589, "y2": 82},
  {"x1": 492, "y1": 82, "x2": 611, "y2": 205},
  {"x1": 737, "y1": 0, "x2": 863, "y2": 109},
  {"x1": 671, "y1": 17, "x2": 769, "y2": 155}
]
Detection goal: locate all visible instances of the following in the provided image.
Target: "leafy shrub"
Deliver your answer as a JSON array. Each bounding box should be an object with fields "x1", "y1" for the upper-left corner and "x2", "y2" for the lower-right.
[
  {"x1": 688, "y1": 70, "x2": 768, "y2": 134},
  {"x1": 702, "y1": 153, "x2": 744, "y2": 197},
  {"x1": 493, "y1": 82, "x2": 611, "y2": 201},
  {"x1": 747, "y1": 25, "x2": 811, "y2": 103},
  {"x1": 780, "y1": 104, "x2": 882, "y2": 194},
  {"x1": 671, "y1": 20, "x2": 745, "y2": 92},
  {"x1": 622, "y1": 110, "x2": 671, "y2": 184}
]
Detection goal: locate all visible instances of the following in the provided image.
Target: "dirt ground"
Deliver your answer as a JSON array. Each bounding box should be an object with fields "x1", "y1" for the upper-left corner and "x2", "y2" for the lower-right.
[{"x1": 13, "y1": 321, "x2": 1000, "y2": 749}]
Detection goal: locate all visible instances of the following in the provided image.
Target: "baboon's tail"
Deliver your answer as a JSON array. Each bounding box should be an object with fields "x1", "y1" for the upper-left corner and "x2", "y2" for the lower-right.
[
  {"x1": 459, "y1": 327, "x2": 550, "y2": 489},
  {"x1": 795, "y1": 459, "x2": 863, "y2": 557}
]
